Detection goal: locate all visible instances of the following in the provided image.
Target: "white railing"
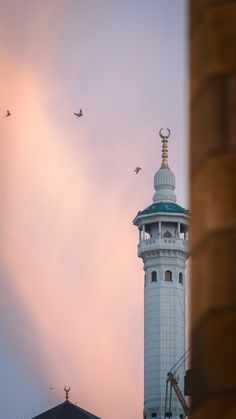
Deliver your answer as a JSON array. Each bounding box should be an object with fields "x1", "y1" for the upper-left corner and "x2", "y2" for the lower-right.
[
  {"x1": 141, "y1": 237, "x2": 187, "y2": 245},
  {"x1": 138, "y1": 237, "x2": 188, "y2": 253}
]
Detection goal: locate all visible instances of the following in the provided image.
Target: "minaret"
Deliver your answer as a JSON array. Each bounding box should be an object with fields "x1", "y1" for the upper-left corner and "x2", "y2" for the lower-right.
[{"x1": 133, "y1": 129, "x2": 189, "y2": 419}]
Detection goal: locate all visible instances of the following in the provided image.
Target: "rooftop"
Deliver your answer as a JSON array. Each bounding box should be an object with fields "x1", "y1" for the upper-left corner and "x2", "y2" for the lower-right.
[
  {"x1": 32, "y1": 387, "x2": 101, "y2": 419},
  {"x1": 32, "y1": 400, "x2": 101, "y2": 419},
  {"x1": 136, "y1": 202, "x2": 188, "y2": 217}
]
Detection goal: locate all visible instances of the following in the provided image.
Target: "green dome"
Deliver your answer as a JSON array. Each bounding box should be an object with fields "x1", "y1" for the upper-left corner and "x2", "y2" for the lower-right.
[{"x1": 137, "y1": 202, "x2": 188, "y2": 216}]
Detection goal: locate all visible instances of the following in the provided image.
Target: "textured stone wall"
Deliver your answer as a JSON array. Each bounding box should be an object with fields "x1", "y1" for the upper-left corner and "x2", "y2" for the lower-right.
[
  {"x1": 189, "y1": 0, "x2": 236, "y2": 417},
  {"x1": 144, "y1": 256, "x2": 186, "y2": 419}
]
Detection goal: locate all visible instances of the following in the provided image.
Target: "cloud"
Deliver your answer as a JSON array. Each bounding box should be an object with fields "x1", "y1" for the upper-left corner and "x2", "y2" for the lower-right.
[
  {"x1": 0, "y1": 46, "x2": 143, "y2": 418},
  {"x1": 0, "y1": 2, "x2": 187, "y2": 418}
]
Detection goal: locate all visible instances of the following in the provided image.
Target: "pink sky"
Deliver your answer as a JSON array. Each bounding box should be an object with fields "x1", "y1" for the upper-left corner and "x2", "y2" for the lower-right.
[{"x1": 0, "y1": 1, "x2": 188, "y2": 418}]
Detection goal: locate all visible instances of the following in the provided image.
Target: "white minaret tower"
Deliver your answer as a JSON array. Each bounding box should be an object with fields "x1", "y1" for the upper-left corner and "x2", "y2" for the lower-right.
[{"x1": 133, "y1": 129, "x2": 189, "y2": 419}]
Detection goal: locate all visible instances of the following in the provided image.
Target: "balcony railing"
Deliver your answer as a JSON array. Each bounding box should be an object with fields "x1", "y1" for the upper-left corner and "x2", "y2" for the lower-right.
[{"x1": 138, "y1": 237, "x2": 188, "y2": 256}]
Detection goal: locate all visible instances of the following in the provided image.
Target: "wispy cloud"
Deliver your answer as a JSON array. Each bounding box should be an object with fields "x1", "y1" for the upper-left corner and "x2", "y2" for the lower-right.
[{"x1": 0, "y1": 1, "x2": 187, "y2": 418}]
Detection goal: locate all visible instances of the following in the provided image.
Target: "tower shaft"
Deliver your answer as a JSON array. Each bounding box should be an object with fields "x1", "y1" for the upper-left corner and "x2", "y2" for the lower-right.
[{"x1": 133, "y1": 131, "x2": 189, "y2": 419}]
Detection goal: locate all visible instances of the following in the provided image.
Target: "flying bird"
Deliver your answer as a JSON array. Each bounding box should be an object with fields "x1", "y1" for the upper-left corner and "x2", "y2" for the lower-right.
[
  {"x1": 74, "y1": 109, "x2": 83, "y2": 118},
  {"x1": 134, "y1": 166, "x2": 142, "y2": 174},
  {"x1": 49, "y1": 387, "x2": 54, "y2": 390},
  {"x1": 4, "y1": 109, "x2": 11, "y2": 117}
]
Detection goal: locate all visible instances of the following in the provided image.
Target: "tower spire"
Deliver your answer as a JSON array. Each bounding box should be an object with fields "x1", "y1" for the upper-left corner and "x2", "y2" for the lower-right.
[
  {"x1": 153, "y1": 128, "x2": 176, "y2": 203},
  {"x1": 159, "y1": 128, "x2": 171, "y2": 168}
]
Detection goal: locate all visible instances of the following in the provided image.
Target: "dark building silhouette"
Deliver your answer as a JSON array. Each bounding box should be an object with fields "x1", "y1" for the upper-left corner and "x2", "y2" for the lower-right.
[{"x1": 32, "y1": 387, "x2": 101, "y2": 419}]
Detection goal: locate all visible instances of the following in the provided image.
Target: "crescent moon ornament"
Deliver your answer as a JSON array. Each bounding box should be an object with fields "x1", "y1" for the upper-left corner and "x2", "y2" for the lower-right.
[
  {"x1": 159, "y1": 128, "x2": 171, "y2": 139},
  {"x1": 64, "y1": 385, "x2": 71, "y2": 400}
]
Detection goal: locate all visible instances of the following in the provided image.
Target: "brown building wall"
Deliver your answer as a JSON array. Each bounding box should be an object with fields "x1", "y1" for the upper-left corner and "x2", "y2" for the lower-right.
[{"x1": 189, "y1": 0, "x2": 236, "y2": 417}]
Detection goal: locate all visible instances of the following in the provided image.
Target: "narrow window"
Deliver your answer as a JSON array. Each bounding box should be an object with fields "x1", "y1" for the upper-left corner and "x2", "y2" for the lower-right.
[
  {"x1": 165, "y1": 270, "x2": 172, "y2": 281},
  {"x1": 164, "y1": 230, "x2": 172, "y2": 237},
  {"x1": 151, "y1": 271, "x2": 157, "y2": 282},
  {"x1": 151, "y1": 414, "x2": 157, "y2": 418},
  {"x1": 179, "y1": 272, "x2": 183, "y2": 284}
]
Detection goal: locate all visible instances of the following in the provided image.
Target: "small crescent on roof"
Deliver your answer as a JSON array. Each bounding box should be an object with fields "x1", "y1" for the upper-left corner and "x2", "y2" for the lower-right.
[
  {"x1": 64, "y1": 385, "x2": 71, "y2": 392},
  {"x1": 159, "y1": 128, "x2": 171, "y2": 139}
]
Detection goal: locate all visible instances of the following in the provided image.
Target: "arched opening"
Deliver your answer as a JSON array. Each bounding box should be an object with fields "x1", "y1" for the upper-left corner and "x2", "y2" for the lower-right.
[
  {"x1": 163, "y1": 230, "x2": 172, "y2": 238},
  {"x1": 179, "y1": 272, "x2": 183, "y2": 284},
  {"x1": 165, "y1": 270, "x2": 172, "y2": 281},
  {"x1": 151, "y1": 271, "x2": 157, "y2": 282}
]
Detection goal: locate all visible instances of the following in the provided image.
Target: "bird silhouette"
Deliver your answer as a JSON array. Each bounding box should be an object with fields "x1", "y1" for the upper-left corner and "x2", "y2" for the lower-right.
[
  {"x1": 4, "y1": 109, "x2": 11, "y2": 117},
  {"x1": 74, "y1": 109, "x2": 83, "y2": 118},
  {"x1": 134, "y1": 166, "x2": 142, "y2": 174},
  {"x1": 49, "y1": 387, "x2": 54, "y2": 390}
]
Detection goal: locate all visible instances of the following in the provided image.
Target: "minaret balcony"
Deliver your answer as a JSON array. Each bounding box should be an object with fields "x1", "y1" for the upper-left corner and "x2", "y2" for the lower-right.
[{"x1": 138, "y1": 236, "x2": 188, "y2": 257}]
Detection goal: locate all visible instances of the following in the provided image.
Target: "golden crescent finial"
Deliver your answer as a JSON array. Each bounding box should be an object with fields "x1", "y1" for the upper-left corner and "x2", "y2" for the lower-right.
[
  {"x1": 159, "y1": 128, "x2": 171, "y2": 168},
  {"x1": 64, "y1": 386, "x2": 71, "y2": 401},
  {"x1": 159, "y1": 128, "x2": 171, "y2": 139}
]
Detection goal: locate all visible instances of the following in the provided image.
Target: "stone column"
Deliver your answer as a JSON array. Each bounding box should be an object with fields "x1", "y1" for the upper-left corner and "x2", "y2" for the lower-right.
[
  {"x1": 177, "y1": 222, "x2": 181, "y2": 237},
  {"x1": 189, "y1": 1, "x2": 236, "y2": 418},
  {"x1": 142, "y1": 224, "x2": 145, "y2": 240}
]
